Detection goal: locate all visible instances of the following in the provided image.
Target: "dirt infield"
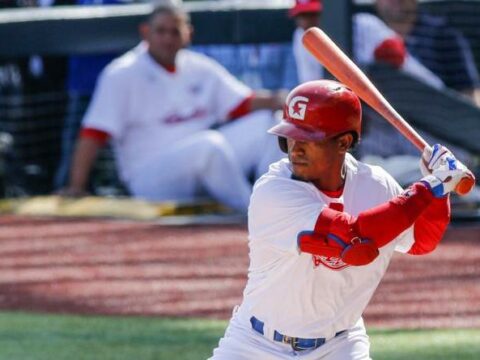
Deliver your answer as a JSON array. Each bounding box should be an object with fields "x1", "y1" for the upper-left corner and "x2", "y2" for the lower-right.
[{"x1": 0, "y1": 215, "x2": 479, "y2": 328}]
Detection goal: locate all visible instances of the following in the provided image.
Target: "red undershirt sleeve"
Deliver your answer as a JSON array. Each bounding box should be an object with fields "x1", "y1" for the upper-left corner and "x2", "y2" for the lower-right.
[
  {"x1": 373, "y1": 36, "x2": 406, "y2": 68},
  {"x1": 353, "y1": 183, "x2": 434, "y2": 247},
  {"x1": 227, "y1": 94, "x2": 254, "y2": 121},
  {"x1": 409, "y1": 196, "x2": 450, "y2": 255},
  {"x1": 298, "y1": 183, "x2": 450, "y2": 263},
  {"x1": 80, "y1": 127, "x2": 111, "y2": 146}
]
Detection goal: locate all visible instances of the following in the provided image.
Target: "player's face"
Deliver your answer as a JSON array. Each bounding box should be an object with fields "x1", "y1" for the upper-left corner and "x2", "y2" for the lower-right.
[
  {"x1": 295, "y1": 12, "x2": 321, "y2": 31},
  {"x1": 142, "y1": 12, "x2": 192, "y2": 66},
  {"x1": 287, "y1": 134, "x2": 351, "y2": 188},
  {"x1": 376, "y1": 0, "x2": 417, "y2": 23}
]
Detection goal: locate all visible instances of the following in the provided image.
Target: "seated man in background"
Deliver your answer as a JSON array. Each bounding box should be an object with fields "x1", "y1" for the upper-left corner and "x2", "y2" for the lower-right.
[
  {"x1": 289, "y1": 0, "x2": 443, "y2": 88},
  {"x1": 59, "y1": 4, "x2": 285, "y2": 213},
  {"x1": 55, "y1": 0, "x2": 137, "y2": 190},
  {"x1": 376, "y1": 0, "x2": 480, "y2": 106},
  {"x1": 289, "y1": 0, "x2": 478, "y2": 189},
  {"x1": 362, "y1": 0, "x2": 480, "y2": 184}
]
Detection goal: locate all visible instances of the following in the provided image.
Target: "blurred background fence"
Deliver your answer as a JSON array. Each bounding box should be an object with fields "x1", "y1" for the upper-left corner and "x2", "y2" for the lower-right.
[{"x1": 0, "y1": 0, "x2": 479, "y2": 199}]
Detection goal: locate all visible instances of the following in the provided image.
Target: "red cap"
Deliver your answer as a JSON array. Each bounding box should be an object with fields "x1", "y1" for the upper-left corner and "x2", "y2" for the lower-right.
[{"x1": 289, "y1": 0, "x2": 323, "y2": 18}]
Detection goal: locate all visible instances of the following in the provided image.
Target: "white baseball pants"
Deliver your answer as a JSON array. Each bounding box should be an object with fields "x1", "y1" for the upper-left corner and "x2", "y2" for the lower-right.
[
  {"x1": 209, "y1": 315, "x2": 371, "y2": 360},
  {"x1": 128, "y1": 110, "x2": 283, "y2": 213}
]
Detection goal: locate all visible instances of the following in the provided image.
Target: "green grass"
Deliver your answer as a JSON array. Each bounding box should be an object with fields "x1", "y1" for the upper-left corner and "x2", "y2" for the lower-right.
[
  {"x1": 0, "y1": 312, "x2": 478, "y2": 359},
  {"x1": 369, "y1": 328, "x2": 480, "y2": 360}
]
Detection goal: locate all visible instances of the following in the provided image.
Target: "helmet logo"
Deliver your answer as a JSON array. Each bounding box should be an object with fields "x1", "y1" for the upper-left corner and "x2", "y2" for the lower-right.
[{"x1": 288, "y1": 96, "x2": 309, "y2": 120}]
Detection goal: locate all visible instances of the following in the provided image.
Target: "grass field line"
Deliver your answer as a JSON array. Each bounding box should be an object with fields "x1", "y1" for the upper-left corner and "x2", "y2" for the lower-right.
[{"x1": 0, "y1": 312, "x2": 478, "y2": 360}]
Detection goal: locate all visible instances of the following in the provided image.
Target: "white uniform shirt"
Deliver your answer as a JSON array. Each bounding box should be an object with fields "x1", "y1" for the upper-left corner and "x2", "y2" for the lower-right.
[
  {"x1": 353, "y1": 13, "x2": 444, "y2": 89},
  {"x1": 236, "y1": 154, "x2": 414, "y2": 339},
  {"x1": 293, "y1": 14, "x2": 443, "y2": 89},
  {"x1": 293, "y1": 27, "x2": 325, "y2": 83},
  {"x1": 82, "y1": 43, "x2": 252, "y2": 183}
]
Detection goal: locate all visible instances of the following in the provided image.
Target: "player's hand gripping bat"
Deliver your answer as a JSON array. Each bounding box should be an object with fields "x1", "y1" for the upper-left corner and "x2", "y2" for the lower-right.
[{"x1": 302, "y1": 27, "x2": 475, "y2": 195}]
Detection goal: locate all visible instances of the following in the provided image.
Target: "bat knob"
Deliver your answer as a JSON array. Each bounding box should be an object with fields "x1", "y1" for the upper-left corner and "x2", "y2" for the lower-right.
[{"x1": 455, "y1": 173, "x2": 476, "y2": 196}]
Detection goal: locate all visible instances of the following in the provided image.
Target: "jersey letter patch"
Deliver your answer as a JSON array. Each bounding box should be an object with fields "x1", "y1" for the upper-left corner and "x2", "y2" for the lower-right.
[{"x1": 312, "y1": 255, "x2": 349, "y2": 270}]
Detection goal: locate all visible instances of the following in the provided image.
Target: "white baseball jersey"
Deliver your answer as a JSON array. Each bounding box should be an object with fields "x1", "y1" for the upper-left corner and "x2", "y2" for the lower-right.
[
  {"x1": 82, "y1": 42, "x2": 252, "y2": 184},
  {"x1": 293, "y1": 14, "x2": 444, "y2": 89},
  {"x1": 234, "y1": 154, "x2": 414, "y2": 340}
]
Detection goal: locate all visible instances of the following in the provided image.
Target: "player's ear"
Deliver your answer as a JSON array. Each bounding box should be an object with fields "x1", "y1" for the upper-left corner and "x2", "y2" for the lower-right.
[
  {"x1": 336, "y1": 133, "x2": 353, "y2": 153},
  {"x1": 139, "y1": 22, "x2": 149, "y2": 41},
  {"x1": 182, "y1": 24, "x2": 194, "y2": 47}
]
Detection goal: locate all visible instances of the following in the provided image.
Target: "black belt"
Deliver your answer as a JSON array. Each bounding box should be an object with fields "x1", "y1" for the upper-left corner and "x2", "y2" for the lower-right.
[{"x1": 250, "y1": 316, "x2": 346, "y2": 352}]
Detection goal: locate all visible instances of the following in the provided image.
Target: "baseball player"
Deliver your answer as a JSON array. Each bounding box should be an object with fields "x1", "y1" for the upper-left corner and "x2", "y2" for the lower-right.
[
  {"x1": 290, "y1": 0, "x2": 444, "y2": 89},
  {"x1": 209, "y1": 80, "x2": 470, "y2": 359},
  {"x1": 60, "y1": 4, "x2": 284, "y2": 213},
  {"x1": 375, "y1": 0, "x2": 480, "y2": 105}
]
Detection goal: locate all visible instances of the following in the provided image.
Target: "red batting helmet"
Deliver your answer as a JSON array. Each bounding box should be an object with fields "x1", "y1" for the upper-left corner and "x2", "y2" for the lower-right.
[
  {"x1": 268, "y1": 80, "x2": 362, "y2": 147},
  {"x1": 289, "y1": 0, "x2": 323, "y2": 18}
]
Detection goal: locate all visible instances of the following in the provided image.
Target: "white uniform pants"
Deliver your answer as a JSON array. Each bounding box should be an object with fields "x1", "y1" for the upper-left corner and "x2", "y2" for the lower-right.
[
  {"x1": 128, "y1": 110, "x2": 283, "y2": 213},
  {"x1": 209, "y1": 315, "x2": 371, "y2": 360}
]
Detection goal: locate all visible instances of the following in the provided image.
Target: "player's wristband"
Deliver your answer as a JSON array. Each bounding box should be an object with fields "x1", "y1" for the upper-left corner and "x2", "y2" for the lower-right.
[{"x1": 421, "y1": 175, "x2": 447, "y2": 198}]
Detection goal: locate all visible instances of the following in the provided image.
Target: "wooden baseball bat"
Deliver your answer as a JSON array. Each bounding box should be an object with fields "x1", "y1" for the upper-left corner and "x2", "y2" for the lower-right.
[{"x1": 302, "y1": 27, "x2": 475, "y2": 195}]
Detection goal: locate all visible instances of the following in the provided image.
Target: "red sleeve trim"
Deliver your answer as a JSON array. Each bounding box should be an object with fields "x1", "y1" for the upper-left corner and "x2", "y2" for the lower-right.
[
  {"x1": 80, "y1": 127, "x2": 111, "y2": 146},
  {"x1": 227, "y1": 94, "x2": 254, "y2": 121},
  {"x1": 374, "y1": 36, "x2": 406, "y2": 68},
  {"x1": 409, "y1": 196, "x2": 450, "y2": 255},
  {"x1": 162, "y1": 64, "x2": 176, "y2": 73}
]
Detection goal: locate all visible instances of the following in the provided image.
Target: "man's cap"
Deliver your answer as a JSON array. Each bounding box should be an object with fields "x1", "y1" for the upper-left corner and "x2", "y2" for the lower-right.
[{"x1": 289, "y1": 0, "x2": 323, "y2": 18}]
